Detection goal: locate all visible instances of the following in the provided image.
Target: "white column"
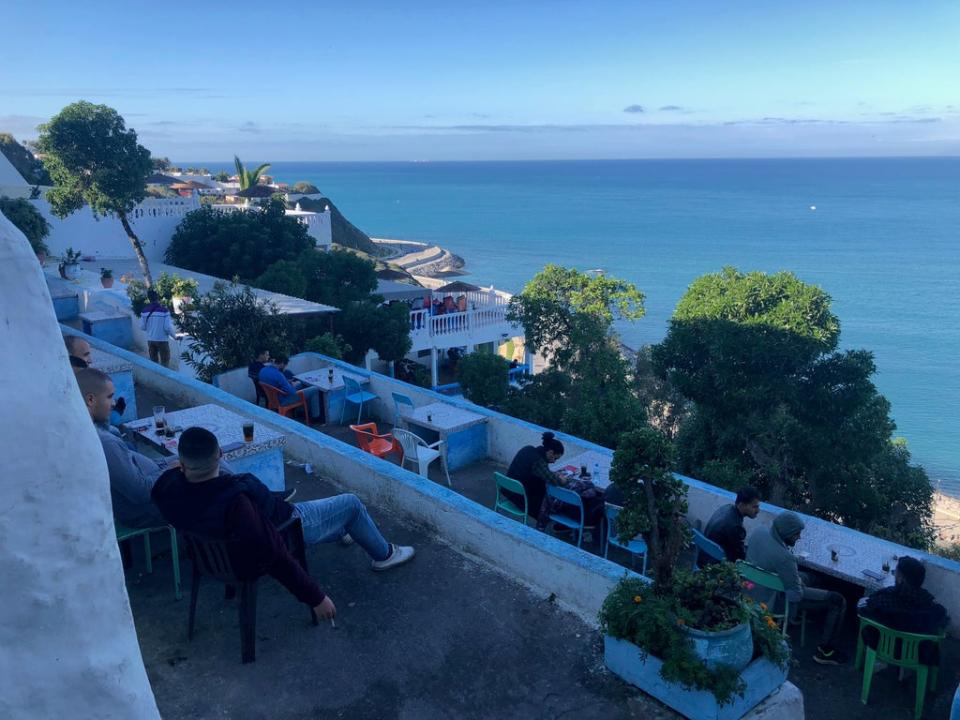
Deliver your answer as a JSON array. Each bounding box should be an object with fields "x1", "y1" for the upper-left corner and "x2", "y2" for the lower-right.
[
  {"x1": 430, "y1": 347, "x2": 439, "y2": 388},
  {"x1": 0, "y1": 213, "x2": 160, "y2": 718}
]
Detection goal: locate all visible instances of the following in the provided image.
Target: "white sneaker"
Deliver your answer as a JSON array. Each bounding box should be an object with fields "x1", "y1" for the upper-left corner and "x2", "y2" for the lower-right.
[
  {"x1": 371, "y1": 544, "x2": 415, "y2": 571},
  {"x1": 340, "y1": 533, "x2": 355, "y2": 547}
]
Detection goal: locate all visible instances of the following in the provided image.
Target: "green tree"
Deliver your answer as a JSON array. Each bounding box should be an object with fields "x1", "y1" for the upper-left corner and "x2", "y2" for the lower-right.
[
  {"x1": 165, "y1": 200, "x2": 314, "y2": 280},
  {"x1": 0, "y1": 133, "x2": 51, "y2": 185},
  {"x1": 234, "y1": 155, "x2": 271, "y2": 190},
  {"x1": 457, "y1": 352, "x2": 510, "y2": 407},
  {"x1": 305, "y1": 332, "x2": 349, "y2": 360},
  {"x1": 254, "y1": 259, "x2": 308, "y2": 298},
  {"x1": 335, "y1": 301, "x2": 412, "y2": 364},
  {"x1": 178, "y1": 281, "x2": 290, "y2": 382},
  {"x1": 654, "y1": 267, "x2": 933, "y2": 547},
  {"x1": 151, "y1": 156, "x2": 171, "y2": 171},
  {"x1": 0, "y1": 196, "x2": 50, "y2": 254},
  {"x1": 296, "y1": 248, "x2": 379, "y2": 308},
  {"x1": 36, "y1": 102, "x2": 155, "y2": 284},
  {"x1": 507, "y1": 264, "x2": 645, "y2": 372},
  {"x1": 214, "y1": 170, "x2": 229, "y2": 182}
]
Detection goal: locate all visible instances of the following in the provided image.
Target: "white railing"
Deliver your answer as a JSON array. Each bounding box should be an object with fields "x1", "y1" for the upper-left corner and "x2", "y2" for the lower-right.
[
  {"x1": 408, "y1": 304, "x2": 514, "y2": 341},
  {"x1": 130, "y1": 197, "x2": 200, "y2": 219}
]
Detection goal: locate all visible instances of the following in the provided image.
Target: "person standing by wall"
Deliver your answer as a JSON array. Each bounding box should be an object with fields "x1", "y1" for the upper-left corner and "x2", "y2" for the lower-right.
[{"x1": 140, "y1": 290, "x2": 177, "y2": 367}]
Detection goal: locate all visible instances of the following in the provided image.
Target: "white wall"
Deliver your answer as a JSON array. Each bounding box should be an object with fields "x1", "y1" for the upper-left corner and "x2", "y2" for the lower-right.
[
  {"x1": 0, "y1": 214, "x2": 159, "y2": 718},
  {"x1": 34, "y1": 196, "x2": 199, "y2": 262}
]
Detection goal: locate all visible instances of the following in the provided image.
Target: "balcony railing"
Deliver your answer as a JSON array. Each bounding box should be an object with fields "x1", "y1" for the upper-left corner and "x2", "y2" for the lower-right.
[{"x1": 408, "y1": 304, "x2": 516, "y2": 342}]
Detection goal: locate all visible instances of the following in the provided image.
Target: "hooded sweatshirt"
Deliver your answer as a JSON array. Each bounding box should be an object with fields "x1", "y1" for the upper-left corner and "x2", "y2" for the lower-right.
[{"x1": 745, "y1": 512, "x2": 806, "y2": 609}]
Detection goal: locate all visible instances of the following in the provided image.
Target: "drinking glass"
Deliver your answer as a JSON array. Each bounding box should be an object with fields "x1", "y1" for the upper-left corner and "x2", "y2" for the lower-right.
[
  {"x1": 242, "y1": 422, "x2": 255, "y2": 443},
  {"x1": 153, "y1": 405, "x2": 166, "y2": 432}
]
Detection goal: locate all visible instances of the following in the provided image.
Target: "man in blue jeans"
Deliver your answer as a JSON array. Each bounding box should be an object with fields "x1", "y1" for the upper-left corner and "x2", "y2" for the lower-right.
[
  {"x1": 152, "y1": 427, "x2": 415, "y2": 621},
  {"x1": 259, "y1": 354, "x2": 322, "y2": 423}
]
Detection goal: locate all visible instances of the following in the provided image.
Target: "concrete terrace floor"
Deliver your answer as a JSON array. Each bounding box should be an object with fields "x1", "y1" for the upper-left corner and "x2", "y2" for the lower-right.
[{"x1": 128, "y1": 386, "x2": 960, "y2": 719}]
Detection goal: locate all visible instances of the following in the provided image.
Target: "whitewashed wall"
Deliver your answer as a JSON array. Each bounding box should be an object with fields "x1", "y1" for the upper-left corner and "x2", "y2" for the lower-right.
[
  {"x1": 0, "y1": 213, "x2": 159, "y2": 718},
  {"x1": 33, "y1": 196, "x2": 199, "y2": 262}
]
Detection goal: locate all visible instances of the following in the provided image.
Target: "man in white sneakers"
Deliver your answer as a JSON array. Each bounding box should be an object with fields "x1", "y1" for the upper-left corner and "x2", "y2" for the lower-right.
[{"x1": 152, "y1": 427, "x2": 414, "y2": 620}]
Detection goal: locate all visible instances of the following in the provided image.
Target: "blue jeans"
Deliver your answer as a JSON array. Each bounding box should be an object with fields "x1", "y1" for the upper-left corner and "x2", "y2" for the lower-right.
[
  {"x1": 294, "y1": 493, "x2": 391, "y2": 561},
  {"x1": 283, "y1": 385, "x2": 322, "y2": 420}
]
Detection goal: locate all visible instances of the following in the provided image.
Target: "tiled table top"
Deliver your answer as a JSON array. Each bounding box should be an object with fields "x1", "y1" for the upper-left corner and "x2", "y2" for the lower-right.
[
  {"x1": 793, "y1": 518, "x2": 898, "y2": 591},
  {"x1": 405, "y1": 402, "x2": 487, "y2": 433},
  {"x1": 128, "y1": 403, "x2": 285, "y2": 460},
  {"x1": 296, "y1": 368, "x2": 370, "y2": 392},
  {"x1": 552, "y1": 450, "x2": 613, "y2": 489},
  {"x1": 90, "y1": 347, "x2": 132, "y2": 374}
]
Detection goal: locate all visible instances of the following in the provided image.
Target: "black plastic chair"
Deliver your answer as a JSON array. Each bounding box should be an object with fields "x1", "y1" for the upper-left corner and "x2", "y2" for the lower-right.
[
  {"x1": 183, "y1": 513, "x2": 317, "y2": 663},
  {"x1": 250, "y1": 376, "x2": 268, "y2": 407}
]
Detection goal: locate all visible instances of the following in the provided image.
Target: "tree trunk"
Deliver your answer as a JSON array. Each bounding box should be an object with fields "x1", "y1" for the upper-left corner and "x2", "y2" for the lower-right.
[{"x1": 118, "y1": 210, "x2": 153, "y2": 287}]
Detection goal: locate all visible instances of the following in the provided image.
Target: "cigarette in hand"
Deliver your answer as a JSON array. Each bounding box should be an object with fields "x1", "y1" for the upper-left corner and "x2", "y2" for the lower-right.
[{"x1": 330, "y1": 619, "x2": 337, "y2": 629}]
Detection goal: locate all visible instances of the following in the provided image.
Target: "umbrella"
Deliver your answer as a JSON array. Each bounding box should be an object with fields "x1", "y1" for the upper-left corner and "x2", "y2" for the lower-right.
[
  {"x1": 434, "y1": 280, "x2": 481, "y2": 294},
  {"x1": 235, "y1": 185, "x2": 279, "y2": 199}
]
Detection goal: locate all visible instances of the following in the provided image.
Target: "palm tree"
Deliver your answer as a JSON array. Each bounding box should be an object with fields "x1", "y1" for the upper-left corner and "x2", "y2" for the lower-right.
[{"x1": 234, "y1": 156, "x2": 271, "y2": 190}]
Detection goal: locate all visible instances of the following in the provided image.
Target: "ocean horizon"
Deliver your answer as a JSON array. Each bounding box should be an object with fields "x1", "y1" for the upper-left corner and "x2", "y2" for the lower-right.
[{"x1": 199, "y1": 158, "x2": 960, "y2": 497}]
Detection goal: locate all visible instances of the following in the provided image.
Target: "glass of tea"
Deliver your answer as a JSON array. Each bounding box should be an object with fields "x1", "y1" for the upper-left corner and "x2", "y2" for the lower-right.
[
  {"x1": 242, "y1": 422, "x2": 255, "y2": 443},
  {"x1": 153, "y1": 405, "x2": 166, "y2": 433}
]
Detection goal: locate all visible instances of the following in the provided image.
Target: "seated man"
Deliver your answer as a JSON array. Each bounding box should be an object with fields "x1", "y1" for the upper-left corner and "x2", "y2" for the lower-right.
[
  {"x1": 248, "y1": 347, "x2": 270, "y2": 382},
  {"x1": 700, "y1": 486, "x2": 761, "y2": 566},
  {"x1": 76, "y1": 368, "x2": 168, "y2": 529},
  {"x1": 67, "y1": 335, "x2": 126, "y2": 424},
  {"x1": 746, "y1": 512, "x2": 848, "y2": 666},
  {"x1": 259, "y1": 355, "x2": 322, "y2": 422},
  {"x1": 859, "y1": 556, "x2": 948, "y2": 634},
  {"x1": 151, "y1": 428, "x2": 415, "y2": 620}
]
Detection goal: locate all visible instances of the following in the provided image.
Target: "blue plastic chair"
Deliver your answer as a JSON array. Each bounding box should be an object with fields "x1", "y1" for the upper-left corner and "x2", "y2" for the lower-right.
[
  {"x1": 603, "y1": 503, "x2": 648, "y2": 574},
  {"x1": 950, "y1": 682, "x2": 960, "y2": 720},
  {"x1": 392, "y1": 391, "x2": 415, "y2": 428},
  {"x1": 340, "y1": 376, "x2": 378, "y2": 424},
  {"x1": 691, "y1": 528, "x2": 726, "y2": 569},
  {"x1": 545, "y1": 484, "x2": 586, "y2": 547}
]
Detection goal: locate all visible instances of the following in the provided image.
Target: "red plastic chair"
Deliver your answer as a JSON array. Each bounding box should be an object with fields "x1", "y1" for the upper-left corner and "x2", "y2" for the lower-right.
[
  {"x1": 260, "y1": 382, "x2": 310, "y2": 425},
  {"x1": 350, "y1": 423, "x2": 400, "y2": 459}
]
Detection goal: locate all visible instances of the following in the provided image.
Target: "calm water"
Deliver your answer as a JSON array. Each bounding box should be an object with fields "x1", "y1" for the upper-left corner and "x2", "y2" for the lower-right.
[{"x1": 262, "y1": 158, "x2": 960, "y2": 494}]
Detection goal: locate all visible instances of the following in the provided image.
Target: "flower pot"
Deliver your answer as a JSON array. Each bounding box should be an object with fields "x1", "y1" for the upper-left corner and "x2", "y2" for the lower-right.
[
  {"x1": 101, "y1": 277, "x2": 114, "y2": 288},
  {"x1": 36, "y1": 251, "x2": 47, "y2": 266},
  {"x1": 681, "y1": 621, "x2": 753, "y2": 673},
  {"x1": 60, "y1": 262, "x2": 80, "y2": 280},
  {"x1": 172, "y1": 295, "x2": 191, "y2": 314},
  {"x1": 603, "y1": 635, "x2": 789, "y2": 720}
]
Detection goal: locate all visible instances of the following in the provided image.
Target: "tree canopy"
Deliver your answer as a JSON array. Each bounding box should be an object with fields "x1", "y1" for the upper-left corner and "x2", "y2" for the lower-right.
[
  {"x1": 653, "y1": 267, "x2": 933, "y2": 547},
  {"x1": 165, "y1": 200, "x2": 315, "y2": 281},
  {"x1": 36, "y1": 101, "x2": 154, "y2": 283},
  {"x1": 0, "y1": 196, "x2": 50, "y2": 253},
  {"x1": 0, "y1": 134, "x2": 51, "y2": 185},
  {"x1": 457, "y1": 352, "x2": 511, "y2": 407},
  {"x1": 234, "y1": 156, "x2": 270, "y2": 190},
  {"x1": 292, "y1": 181, "x2": 320, "y2": 194}
]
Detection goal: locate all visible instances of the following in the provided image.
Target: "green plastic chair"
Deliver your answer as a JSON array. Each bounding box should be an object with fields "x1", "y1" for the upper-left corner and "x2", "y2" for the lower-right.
[
  {"x1": 735, "y1": 560, "x2": 806, "y2": 646},
  {"x1": 493, "y1": 472, "x2": 529, "y2": 525},
  {"x1": 116, "y1": 521, "x2": 182, "y2": 600},
  {"x1": 854, "y1": 615, "x2": 945, "y2": 720}
]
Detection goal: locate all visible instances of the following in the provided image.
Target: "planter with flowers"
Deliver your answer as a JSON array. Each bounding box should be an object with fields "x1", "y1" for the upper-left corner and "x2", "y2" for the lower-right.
[
  {"x1": 100, "y1": 267, "x2": 114, "y2": 288},
  {"x1": 58, "y1": 247, "x2": 82, "y2": 279},
  {"x1": 600, "y1": 429, "x2": 790, "y2": 720}
]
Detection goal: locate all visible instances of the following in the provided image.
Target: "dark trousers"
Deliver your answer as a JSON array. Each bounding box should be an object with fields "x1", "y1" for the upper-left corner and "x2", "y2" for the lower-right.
[
  {"x1": 800, "y1": 585, "x2": 847, "y2": 647},
  {"x1": 148, "y1": 340, "x2": 171, "y2": 366}
]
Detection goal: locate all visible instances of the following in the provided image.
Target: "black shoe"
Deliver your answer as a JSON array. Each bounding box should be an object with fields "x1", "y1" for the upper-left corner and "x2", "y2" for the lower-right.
[{"x1": 813, "y1": 646, "x2": 848, "y2": 666}]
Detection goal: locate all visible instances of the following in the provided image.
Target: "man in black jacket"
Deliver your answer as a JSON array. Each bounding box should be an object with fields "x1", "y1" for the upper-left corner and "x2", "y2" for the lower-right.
[
  {"x1": 860, "y1": 556, "x2": 948, "y2": 634},
  {"x1": 700, "y1": 487, "x2": 761, "y2": 565}
]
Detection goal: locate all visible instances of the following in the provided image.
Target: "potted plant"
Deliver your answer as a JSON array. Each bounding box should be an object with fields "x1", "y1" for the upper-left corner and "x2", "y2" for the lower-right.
[
  {"x1": 100, "y1": 267, "x2": 114, "y2": 288},
  {"x1": 600, "y1": 428, "x2": 790, "y2": 719},
  {"x1": 58, "y1": 247, "x2": 82, "y2": 280},
  {"x1": 166, "y1": 274, "x2": 199, "y2": 314}
]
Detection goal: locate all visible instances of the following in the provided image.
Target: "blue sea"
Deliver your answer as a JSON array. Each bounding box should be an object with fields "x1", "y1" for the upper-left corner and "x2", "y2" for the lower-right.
[{"x1": 262, "y1": 158, "x2": 960, "y2": 495}]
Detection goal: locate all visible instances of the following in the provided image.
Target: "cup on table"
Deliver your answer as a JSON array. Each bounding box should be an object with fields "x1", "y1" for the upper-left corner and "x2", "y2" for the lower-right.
[
  {"x1": 164, "y1": 424, "x2": 176, "y2": 438},
  {"x1": 580, "y1": 464, "x2": 589, "y2": 478},
  {"x1": 153, "y1": 405, "x2": 166, "y2": 433},
  {"x1": 830, "y1": 547, "x2": 839, "y2": 562},
  {"x1": 327, "y1": 368, "x2": 335, "y2": 383},
  {"x1": 242, "y1": 421, "x2": 255, "y2": 443},
  {"x1": 426, "y1": 413, "x2": 433, "y2": 423}
]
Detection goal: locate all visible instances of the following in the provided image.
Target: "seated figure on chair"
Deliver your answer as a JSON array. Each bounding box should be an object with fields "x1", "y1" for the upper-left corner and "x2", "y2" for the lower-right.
[
  {"x1": 700, "y1": 486, "x2": 761, "y2": 566},
  {"x1": 746, "y1": 511, "x2": 849, "y2": 666},
  {"x1": 152, "y1": 427, "x2": 416, "y2": 622},
  {"x1": 859, "y1": 556, "x2": 948, "y2": 636},
  {"x1": 259, "y1": 354, "x2": 322, "y2": 422}
]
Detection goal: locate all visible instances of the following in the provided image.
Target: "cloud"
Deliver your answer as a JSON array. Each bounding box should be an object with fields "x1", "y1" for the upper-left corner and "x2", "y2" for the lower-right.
[
  {"x1": 623, "y1": 104, "x2": 645, "y2": 114},
  {"x1": 658, "y1": 105, "x2": 690, "y2": 113},
  {"x1": 238, "y1": 121, "x2": 262, "y2": 134}
]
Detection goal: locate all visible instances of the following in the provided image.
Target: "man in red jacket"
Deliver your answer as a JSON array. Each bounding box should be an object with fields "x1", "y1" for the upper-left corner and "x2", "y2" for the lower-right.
[{"x1": 152, "y1": 427, "x2": 415, "y2": 621}]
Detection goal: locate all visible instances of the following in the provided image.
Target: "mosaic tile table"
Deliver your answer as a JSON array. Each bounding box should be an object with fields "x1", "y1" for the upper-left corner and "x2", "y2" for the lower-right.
[
  {"x1": 404, "y1": 402, "x2": 488, "y2": 471},
  {"x1": 296, "y1": 368, "x2": 372, "y2": 424}
]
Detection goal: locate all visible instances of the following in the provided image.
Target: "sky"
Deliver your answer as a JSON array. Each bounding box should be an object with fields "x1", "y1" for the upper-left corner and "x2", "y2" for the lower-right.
[{"x1": 2, "y1": 0, "x2": 959, "y2": 161}]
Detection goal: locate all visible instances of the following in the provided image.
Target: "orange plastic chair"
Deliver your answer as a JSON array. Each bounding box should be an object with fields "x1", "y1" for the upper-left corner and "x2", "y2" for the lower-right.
[
  {"x1": 260, "y1": 382, "x2": 311, "y2": 425},
  {"x1": 350, "y1": 423, "x2": 400, "y2": 459}
]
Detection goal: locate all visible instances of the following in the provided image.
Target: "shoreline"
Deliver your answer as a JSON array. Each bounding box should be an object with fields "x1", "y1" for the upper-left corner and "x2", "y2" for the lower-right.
[{"x1": 372, "y1": 237, "x2": 466, "y2": 278}]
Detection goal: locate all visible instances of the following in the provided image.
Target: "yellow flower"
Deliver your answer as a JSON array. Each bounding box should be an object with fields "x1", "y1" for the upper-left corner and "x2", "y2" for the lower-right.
[
  {"x1": 759, "y1": 602, "x2": 768, "y2": 611},
  {"x1": 633, "y1": 595, "x2": 643, "y2": 604}
]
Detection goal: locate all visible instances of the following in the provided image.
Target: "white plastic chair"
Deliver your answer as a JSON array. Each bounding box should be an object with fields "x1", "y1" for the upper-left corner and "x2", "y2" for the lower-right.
[{"x1": 393, "y1": 428, "x2": 451, "y2": 486}]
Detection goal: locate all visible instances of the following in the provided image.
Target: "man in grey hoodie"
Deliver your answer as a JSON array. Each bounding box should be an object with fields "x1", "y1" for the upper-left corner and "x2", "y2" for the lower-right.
[{"x1": 746, "y1": 511, "x2": 848, "y2": 665}]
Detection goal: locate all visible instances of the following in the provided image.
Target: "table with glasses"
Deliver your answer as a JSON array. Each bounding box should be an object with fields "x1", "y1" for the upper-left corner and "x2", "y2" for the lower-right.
[
  {"x1": 403, "y1": 402, "x2": 487, "y2": 471},
  {"x1": 127, "y1": 403, "x2": 287, "y2": 490},
  {"x1": 551, "y1": 450, "x2": 613, "y2": 489},
  {"x1": 295, "y1": 367, "x2": 372, "y2": 424},
  {"x1": 792, "y1": 517, "x2": 898, "y2": 592}
]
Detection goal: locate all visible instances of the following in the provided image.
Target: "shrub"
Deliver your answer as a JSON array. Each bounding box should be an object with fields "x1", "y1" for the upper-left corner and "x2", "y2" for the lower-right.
[
  {"x1": 305, "y1": 332, "x2": 349, "y2": 360},
  {"x1": 292, "y1": 181, "x2": 320, "y2": 194},
  {"x1": 126, "y1": 272, "x2": 199, "y2": 315},
  {"x1": 456, "y1": 352, "x2": 510, "y2": 407},
  {"x1": 0, "y1": 196, "x2": 50, "y2": 253}
]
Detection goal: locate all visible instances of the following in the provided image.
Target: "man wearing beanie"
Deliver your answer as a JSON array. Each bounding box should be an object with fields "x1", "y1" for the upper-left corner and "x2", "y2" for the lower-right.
[{"x1": 746, "y1": 511, "x2": 849, "y2": 665}]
